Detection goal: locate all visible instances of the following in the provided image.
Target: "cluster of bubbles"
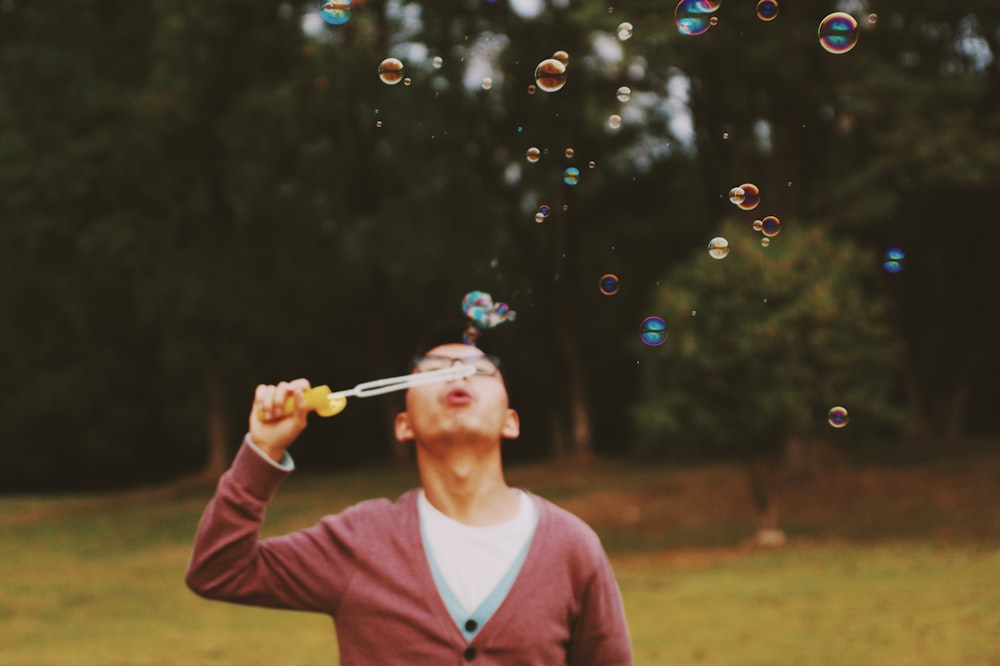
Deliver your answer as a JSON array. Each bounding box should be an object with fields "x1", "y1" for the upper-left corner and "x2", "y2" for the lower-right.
[
  {"x1": 728, "y1": 183, "x2": 760, "y2": 211},
  {"x1": 674, "y1": 0, "x2": 721, "y2": 37},
  {"x1": 882, "y1": 247, "x2": 906, "y2": 273},
  {"x1": 639, "y1": 316, "x2": 668, "y2": 346},
  {"x1": 462, "y1": 291, "x2": 516, "y2": 330},
  {"x1": 535, "y1": 204, "x2": 551, "y2": 223},
  {"x1": 750, "y1": 215, "x2": 781, "y2": 246},
  {"x1": 827, "y1": 406, "x2": 849, "y2": 428},
  {"x1": 599, "y1": 274, "x2": 621, "y2": 296}
]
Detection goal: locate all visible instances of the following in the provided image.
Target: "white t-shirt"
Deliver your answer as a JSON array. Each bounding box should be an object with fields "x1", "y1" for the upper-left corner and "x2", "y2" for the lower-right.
[{"x1": 417, "y1": 489, "x2": 537, "y2": 614}]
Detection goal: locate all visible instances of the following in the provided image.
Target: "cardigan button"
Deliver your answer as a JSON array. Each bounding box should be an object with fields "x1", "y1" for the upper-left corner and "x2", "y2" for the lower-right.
[
  {"x1": 463, "y1": 646, "x2": 477, "y2": 661},
  {"x1": 465, "y1": 619, "x2": 478, "y2": 632}
]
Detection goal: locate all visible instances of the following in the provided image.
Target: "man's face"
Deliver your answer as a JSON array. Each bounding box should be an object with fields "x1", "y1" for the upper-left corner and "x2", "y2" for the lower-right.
[{"x1": 394, "y1": 343, "x2": 520, "y2": 445}]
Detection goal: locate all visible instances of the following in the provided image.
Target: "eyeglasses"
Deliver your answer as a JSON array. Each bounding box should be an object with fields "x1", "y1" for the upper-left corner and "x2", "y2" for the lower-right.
[{"x1": 413, "y1": 354, "x2": 501, "y2": 376}]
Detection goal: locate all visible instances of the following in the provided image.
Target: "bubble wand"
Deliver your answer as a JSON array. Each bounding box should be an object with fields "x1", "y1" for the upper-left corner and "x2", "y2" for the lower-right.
[{"x1": 260, "y1": 364, "x2": 476, "y2": 420}]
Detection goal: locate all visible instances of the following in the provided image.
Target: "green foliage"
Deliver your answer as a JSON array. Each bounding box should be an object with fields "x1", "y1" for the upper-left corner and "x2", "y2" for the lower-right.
[{"x1": 632, "y1": 218, "x2": 904, "y2": 460}]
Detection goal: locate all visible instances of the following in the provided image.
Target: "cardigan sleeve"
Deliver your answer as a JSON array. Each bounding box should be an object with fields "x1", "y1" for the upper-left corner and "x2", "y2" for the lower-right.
[{"x1": 184, "y1": 436, "x2": 363, "y2": 615}]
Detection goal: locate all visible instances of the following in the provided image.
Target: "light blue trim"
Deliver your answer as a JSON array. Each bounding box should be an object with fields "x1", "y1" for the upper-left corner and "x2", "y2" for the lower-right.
[{"x1": 419, "y1": 506, "x2": 538, "y2": 643}]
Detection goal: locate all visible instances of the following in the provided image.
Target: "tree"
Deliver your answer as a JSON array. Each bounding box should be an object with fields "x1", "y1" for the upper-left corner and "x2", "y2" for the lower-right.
[{"x1": 632, "y1": 218, "x2": 904, "y2": 541}]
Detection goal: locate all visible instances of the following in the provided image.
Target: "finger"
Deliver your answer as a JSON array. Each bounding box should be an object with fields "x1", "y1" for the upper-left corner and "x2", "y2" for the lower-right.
[
  {"x1": 254, "y1": 384, "x2": 276, "y2": 421},
  {"x1": 274, "y1": 381, "x2": 294, "y2": 417}
]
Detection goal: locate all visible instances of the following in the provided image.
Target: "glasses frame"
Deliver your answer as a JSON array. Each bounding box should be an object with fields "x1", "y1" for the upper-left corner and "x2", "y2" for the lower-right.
[{"x1": 412, "y1": 354, "x2": 502, "y2": 376}]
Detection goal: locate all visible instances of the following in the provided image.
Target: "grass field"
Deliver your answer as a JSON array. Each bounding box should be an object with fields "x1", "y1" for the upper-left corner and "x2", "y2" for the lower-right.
[{"x1": 1, "y1": 444, "x2": 999, "y2": 665}]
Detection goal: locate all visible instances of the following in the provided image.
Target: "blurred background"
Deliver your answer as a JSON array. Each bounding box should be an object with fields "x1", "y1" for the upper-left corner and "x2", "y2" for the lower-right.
[
  {"x1": 4, "y1": 2, "x2": 1000, "y2": 664},
  {"x1": 1, "y1": 0, "x2": 998, "y2": 495}
]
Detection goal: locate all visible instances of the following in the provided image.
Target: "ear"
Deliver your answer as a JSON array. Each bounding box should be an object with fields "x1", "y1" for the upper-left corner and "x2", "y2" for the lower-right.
[
  {"x1": 394, "y1": 411, "x2": 415, "y2": 442},
  {"x1": 501, "y1": 408, "x2": 520, "y2": 439}
]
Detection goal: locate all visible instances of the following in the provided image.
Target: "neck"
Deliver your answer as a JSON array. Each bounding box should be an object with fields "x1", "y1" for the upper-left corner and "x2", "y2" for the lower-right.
[{"x1": 416, "y1": 438, "x2": 518, "y2": 526}]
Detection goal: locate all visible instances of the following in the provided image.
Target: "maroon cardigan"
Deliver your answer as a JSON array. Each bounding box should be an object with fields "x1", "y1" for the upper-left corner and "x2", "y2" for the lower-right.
[{"x1": 186, "y1": 438, "x2": 633, "y2": 665}]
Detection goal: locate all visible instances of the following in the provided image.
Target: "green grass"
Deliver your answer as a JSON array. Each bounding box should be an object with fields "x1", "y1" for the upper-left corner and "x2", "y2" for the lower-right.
[{"x1": 2, "y1": 447, "x2": 999, "y2": 665}]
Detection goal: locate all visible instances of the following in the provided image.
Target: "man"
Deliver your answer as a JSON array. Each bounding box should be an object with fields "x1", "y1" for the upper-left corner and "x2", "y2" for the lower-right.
[{"x1": 185, "y1": 335, "x2": 633, "y2": 664}]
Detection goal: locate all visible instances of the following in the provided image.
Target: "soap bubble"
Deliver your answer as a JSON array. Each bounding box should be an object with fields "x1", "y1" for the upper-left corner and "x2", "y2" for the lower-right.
[
  {"x1": 534, "y1": 212, "x2": 546, "y2": 223},
  {"x1": 761, "y1": 237, "x2": 771, "y2": 247},
  {"x1": 640, "y1": 316, "x2": 667, "y2": 346},
  {"x1": 883, "y1": 247, "x2": 905, "y2": 273},
  {"x1": 563, "y1": 167, "x2": 580, "y2": 186},
  {"x1": 432, "y1": 56, "x2": 443, "y2": 69},
  {"x1": 827, "y1": 406, "x2": 849, "y2": 428},
  {"x1": 728, "y1": 187, "x2": 745, "y2": 206},
  {"x1": 755, "y1": 0, "x2": 778, "y2": 21},
  {"x1": 608, "y1": 114, "x2": 622, "y2": 129},
  {"x1": 481, "y1": 77, "x2": 493, "y2": 90},
  {"x1": 565, "y1": 147, "x2": 575, "y2": 158},
  {"x1": 616, "y1": 86, "x2": 632, "y2": 102},
  {"x1": 534, "y1": 58, "x2": 567, "y2": 92},
  {"x1": 378, "y1": 58, "x2": 405, "y2": 85},
  {"x1": 320, "y1": 0, "x2": 352, "y2": 25},
  {"x1": 819, "y1": 12, "x2": 859, "y2": 54},
  {"x1": 760, "y1": 215, "x2": 781, "y2": 237},
  {"x1": 599, "y1": 274, "x2": 621, "y2": 295},
  {"x1": 708, "y1": 236, "x2": 730, "y2": 260},
  {"x1": 526, "y1": 147, "x2": 541, "y2": 163},
  {"x1": 752, "y1": 219, "x2": 763, "y2": 232},
  {"x1": 538, "y1": 204, "x2": 551, "y2": 217},
  {"x1": 617, "y1": 22, "x2": 634, "y2": 40},
  {"x1": 552, "y1": 50, "x2": 570, "y2": 64},
  {"x1": 735, "y1": 183, "x2": 760, "y2": 210}
]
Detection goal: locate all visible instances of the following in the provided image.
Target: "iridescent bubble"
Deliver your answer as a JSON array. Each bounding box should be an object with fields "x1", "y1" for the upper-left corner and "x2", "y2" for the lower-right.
[
  {"x1": 736, "y1": 183, "x2": 760, "y2": 210},
  {"x1": 640, "y1": 316, "x2": 667, "y2": 346},
  {"x1": 599, "y1": 273, "x2": 621, "y2": 296},
  {"x1": 752, "y1": 219, "x2": 763, "y2": 232},
  {"x1": 818, "y1": 12, "x2": 859, "y2": 54},
  {"x1": 761, "y1": 237, "x2": 771, "y2": 247},
  {"x1": 708, "y1": 236, "x2": 730, "y2": 260},
  {"x1": 588, "y1": 160, "x2": 596, "y2": 169},
  {"x1": 538, "y1": 204, "x2": 551, "y2": 217},
  {"x1": 320, "y1": 0, "x2": 352, "y2": 25},
  {"x1": 608, "y1": 114, "x2": 622, "y2": 129},
  {"x1": 616, "y1": 86, "x2": 632, "y2": 102},
  {"x1": 565, "y1": 147, "x2": 575, "y2": 158},
  {"x1": 432, "y1": 56, "x2": 443, "y2": 69},
  {"x1": 527, "y1": 84, "x2": 537, "y2": 95},
  {"x1": 552, "y1": 50, "x2": 570, "y2": 64},
  {"x1": 675, "y1": 0, "x2": 719, "y2": 36},
  {"x1": 563, "y1": 167, "x2": 580, "y2": 186},
  {"x1": 760, "y1": 215, "x2": 781, "y2": 237},
  {"x1": 403, "y1": 77, "x2": 412, "y2": 86},
  {"x1": 617, "y1": 21, "x2": 634, "y2": 40},
  {"x1": 883, "y1": 247, "x2": 905, "y2": 273},
  {"x1": 755, "y1": 0, "x2": 778, "y2": 22},
  {"x1": 481, "y1": 77, "x2": 493, "y2": 90},
  {"x1": 526, "y1": 147, "x2": 541, "y2": 163},
  {"x1": 867, "y1": 13, "x2": 878, "y2": 24},
  {"x1": 534, "y1": 58, "x2": 567, "y2": 93},
  {"x1": 728, "y1": 186, "x2": 745, "y2": 206},
  {"x1": 827, "y1": 406, "x2": 849, "y2": 428},
  {"x1": 378, "y1": 58, "x2": 405, "y2": 85},
  {"x1": 535, "y1": 212, "x2": 546, "y2": 223}
]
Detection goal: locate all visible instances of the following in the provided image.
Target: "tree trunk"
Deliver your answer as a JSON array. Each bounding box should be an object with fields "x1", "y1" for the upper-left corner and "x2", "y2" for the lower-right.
[{"x1": 202, "y1": 361, "x2": 230, "y2": 480}]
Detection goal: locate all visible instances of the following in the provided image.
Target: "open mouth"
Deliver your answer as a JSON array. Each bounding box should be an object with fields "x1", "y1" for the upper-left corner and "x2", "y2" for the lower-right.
[{"x1": 445, "y1": 387, "x2": 473, "y2": 405}]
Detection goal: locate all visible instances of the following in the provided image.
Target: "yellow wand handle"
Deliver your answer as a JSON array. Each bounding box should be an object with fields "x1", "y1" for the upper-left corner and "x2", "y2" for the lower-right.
[{"x1": 257, "y1": 385, "x2": 348, "y2": 421}]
